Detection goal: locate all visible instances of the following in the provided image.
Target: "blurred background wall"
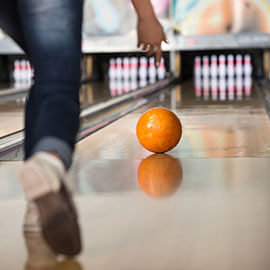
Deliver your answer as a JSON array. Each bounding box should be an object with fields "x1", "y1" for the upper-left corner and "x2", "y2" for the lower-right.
[{"x1": 82, "y1": 0, "x2": 270, "y2": 37}]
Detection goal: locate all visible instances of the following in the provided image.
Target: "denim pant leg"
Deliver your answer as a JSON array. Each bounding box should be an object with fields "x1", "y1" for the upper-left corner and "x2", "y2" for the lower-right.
[{"x1": 17, "y1": 0, "x2": 83, "y2": 169}]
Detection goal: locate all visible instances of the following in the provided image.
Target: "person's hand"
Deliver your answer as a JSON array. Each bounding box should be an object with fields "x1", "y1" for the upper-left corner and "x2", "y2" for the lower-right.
[{"x1": 137, "y1": 16, "x2": 168, "y2": 66}]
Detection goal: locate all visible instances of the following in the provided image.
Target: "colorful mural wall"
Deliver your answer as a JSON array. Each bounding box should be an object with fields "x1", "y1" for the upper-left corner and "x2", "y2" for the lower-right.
[
  {"x1": 83, "y1": 0, "x2": 270, "y2": 37},
  {"x1": 83, "y1": 0, "x2": 170, "y2": 36},
  {"x1": 173, "y1": 0, "x2": 270, "y2": 35}
]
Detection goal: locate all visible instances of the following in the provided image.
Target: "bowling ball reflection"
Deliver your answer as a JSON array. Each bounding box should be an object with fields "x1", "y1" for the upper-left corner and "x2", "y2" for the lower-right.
[
  {"x1": 24, "y1": 232, "x2": 82, "y2": 270},
  {"x1": 137, "y1": 154, "x2": 183, "y2": 198}
]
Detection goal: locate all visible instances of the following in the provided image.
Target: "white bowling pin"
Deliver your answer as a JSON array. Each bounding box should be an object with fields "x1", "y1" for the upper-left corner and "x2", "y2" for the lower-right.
[
  {"x1": 228, "y1": 77, "x2": 235, "y2": 100},
  {"x1": 116, "y1": 58, "x2": 122, "y2": 80},
  {"x1": 130, "y1": 79, "x2": 138, "y2": 91},
  {"x1": 219, "y1": 78, "x2": 226, "y2": 101},
  {"x1": 130, "y1": 57, "x2": 138, "y2": 80},
  {"x1": 123, "y1": 79, "x2": 130, "y2": 93},
  {"x1": 244, "y1": 76, "x2": 252, "y2": 97},
  {"x1": 202, "y1": 56, "x2": 209, "y2": 78},
  {"x1": 116, "y1": 79, "x2": 123, "y2": 95},
  {"x1": 211, "y1": 77, "x2": 218, "y2": 100},
  {"x1": 109, "y1": 79, "x2": 117, "y2": 97},
  {"x1": 195, "y1": 77, "x2": 202, "y2": 98},
  {"x1": 203, "y1": 77, "x2": 209, "y2": 100},
  {"x1": 218, "y1": 55, "x2": 226, "y2": 78},
  {"x1": 139, "y1": 57, "x2": 148, "y2": 80},
  {"x1": 13, "y1": 60, "x2": 21, "y2": 85},
  {"x1": 227, "y1": 54, "x2": 235, "y2": 78},
  {"x1": 148, "y1": 57, "x2": 157, "y2": 83},
  {"x1": 109, "y1": 58, "x2": 116, "y2": 80},
  {"x1": 139, "y1": 78, "x2": 147, "y2": 88},
  {"x1": 244, "y1": 54, "x2": 252, "y2": 77},
  {"x1": 210, "y1": 55, "x2": 218, "y2": 78},
  {"x1": 236, "y1": 54, "x2": 243, "y2": 77},
  {"x1": 26, "y1": 61, "x2": 32, "y2": 86},
  {"x1": 122, "y1": 57, "x2": 130, "y2": 80},
  {"x1": 157, "y1": 57, "x2": 166, "y2": 80},
  {"x1": 194, "y1": 56, "x2": 201, "y2": 78},
  {"x1": 236, "y1": 76, "x2": 243, "y2": 100}
]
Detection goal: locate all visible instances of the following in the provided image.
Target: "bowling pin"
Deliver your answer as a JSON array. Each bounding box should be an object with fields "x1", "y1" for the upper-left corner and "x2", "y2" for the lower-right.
[
  {"x1": 218, "y1": 55, "x2": 226, "y2": 78},
  {"x1": 195, "y1": 77, "x2": 202, "y2": 98},
  {"x1": 236, "y1": 54, "x2": 243, "y2": 77},
  {"x1": 211, "y1": 77, "x2": 218, "y2": 101},
  {"x1": 123, "y1": 57, "x2": 130, "y2": 80},
  {"x1": 139, "y1": 57, "x2": 148, "y2": 80},
  {"x1": 130, "y1": 57, "x2": 138, "y2": 81},
  {"x1": 116, "y1": 79, "x2": 123, "y2": 96},
  {"x1": 21, "y1": 60, "x2": 28, "y2": 86},
  {"x1": 244, "y1": 76, "x2": 252, "y2": 97},
  {"x1": 13, "y1": 60, "x2": 21, "y2": 85},
  {"x1": 139, "y1": 78, "x2": 147, "y2": 88},
  {"x1": 228, "y1": 77, "x2": 235, "y2": 100},
  {"x1": 202, "y1": 56, "x2": 209, "y2": 78},
  {"x1": 157, "y1": 57, "x2": 166, "y2": 80},
  {"x1": 116, "y1": 57, "x2": 122, "y2": 80},
  {"x1": 148, "y1": 57, "x2": 157, "y2": 84},
  {"x1": 244, "y1": 54, "x2": 252, "y2": 77},
  {"x1": 108, "y1": 58, "x2": 116, "y2": 80},
  {"x1": 236, "y1": 76, "x2": 243, "y2": 100},
  {"x1": 203, "y1": 77, "x2": 209, "y2": 100},
  {"x1": 194, "y1": 56, "x2": 201, "y2": 78},
  {"x1": 26, "y1": 61, "x2": 32, "y2": 86},
  {"x1": 219, "y1": 78, "x2": 226, "y2": 101},
  {"x1": 130, "y1": 79, "x2": 138, "y2": 91},
  {"x1": 227, "y1": 54, "x2": 235, "y2": 78},
  {"x1": 20, "y1": 60, "x2": 27, "y2": 83},
  {"x1": 210, "y1": 55, "x2": 218, "y2": 78},
  {"x1": 109, "y1": 78, "x2": 117, "y2": 97},
  {"x1": 123, "y1": 79, "x2": 130, "y2": 93}
]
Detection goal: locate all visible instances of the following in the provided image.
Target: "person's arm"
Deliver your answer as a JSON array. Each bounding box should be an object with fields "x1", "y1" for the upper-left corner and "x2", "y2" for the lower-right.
[
  {"x1": 131, "y1": 0, "x2": 167, "y2": 65},
  {"x1": 131, "y1": 0, "x2": 156, "y2": 19}
]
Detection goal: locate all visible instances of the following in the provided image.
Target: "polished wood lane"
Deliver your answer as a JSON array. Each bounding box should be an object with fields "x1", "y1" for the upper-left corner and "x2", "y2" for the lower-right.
[
  {"x1": 0, "y1": 157, "x2": 270, "y2": 269},
  {"x1": 77, "y1": 81, "x2": 270, "y2": 159},
  {"x1": 0, "y1": 79, "x2": 270, "y2": 269}
]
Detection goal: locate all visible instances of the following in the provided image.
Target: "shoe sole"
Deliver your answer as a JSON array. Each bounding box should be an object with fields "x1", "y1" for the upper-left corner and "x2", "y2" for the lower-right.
[{"x1": 35, "y1": 192, "x2": 81, "y2": 256}]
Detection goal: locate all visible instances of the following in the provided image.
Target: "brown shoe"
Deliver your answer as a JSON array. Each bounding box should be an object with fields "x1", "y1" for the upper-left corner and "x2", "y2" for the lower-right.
[{"x1": 34, "y1": 183, "x2": 81, "y2": 256}]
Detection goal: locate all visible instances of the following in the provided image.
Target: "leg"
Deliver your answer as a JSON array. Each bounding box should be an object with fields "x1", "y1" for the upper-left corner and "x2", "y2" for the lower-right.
[
  {"x1": 17, "y1": 0, "x2": 83, "y2": 256},
  {"x1": 18, "y1": 0, "x2": 83, "y2": 169}
]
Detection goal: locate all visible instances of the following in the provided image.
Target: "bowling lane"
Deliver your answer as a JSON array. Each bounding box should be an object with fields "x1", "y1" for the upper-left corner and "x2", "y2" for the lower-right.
[
  {"x1": 77, "y1": 78, "x2": 270, "y2": 159},
  {"x1": 72, "y1": 78, "x2": 270, "y2": 269},
  {"x1": 1, "y1": 78, "x2": 270, "y2": 269},
  {"x1": 0, "y1": 80, "x2": 136, "y2": 138}
]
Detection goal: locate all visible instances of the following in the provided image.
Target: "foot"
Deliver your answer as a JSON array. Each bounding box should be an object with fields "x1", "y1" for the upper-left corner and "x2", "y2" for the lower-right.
[{"x1": 19, "y1": 153, "x2": 81, "y2": 256}]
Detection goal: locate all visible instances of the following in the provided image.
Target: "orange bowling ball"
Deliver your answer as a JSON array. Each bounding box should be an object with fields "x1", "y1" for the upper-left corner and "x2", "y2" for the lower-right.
[
  {"x1": 136, "y1": 107, "x2": 182, "y2": 153},
  {"x1": 137, "y1": 154, "x2": 183, "y2": 198}
]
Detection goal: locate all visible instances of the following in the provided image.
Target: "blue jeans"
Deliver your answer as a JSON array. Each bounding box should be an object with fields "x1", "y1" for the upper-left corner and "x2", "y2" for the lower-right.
[{"x1": 0, "y1": 0, "x2": 83, "y2": 169}]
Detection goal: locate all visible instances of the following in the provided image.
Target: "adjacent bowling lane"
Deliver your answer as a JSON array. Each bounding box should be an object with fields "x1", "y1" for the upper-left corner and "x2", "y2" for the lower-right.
[
  {"x1": 0, "y1": 82, "x2": 113, "y2": 138},
  {"x1": 0, "y1": 79, "x2": 157, "y2": 139},
  {"x1": 0, "y1": 78, "x2": 270, "y2": 269}
]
